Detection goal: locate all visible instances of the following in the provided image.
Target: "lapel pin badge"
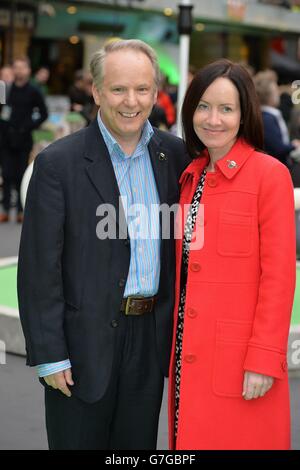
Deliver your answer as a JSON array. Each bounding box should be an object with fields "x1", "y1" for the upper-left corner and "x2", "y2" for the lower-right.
[
  {"x1": 159, "y1": 152, "x2": 167, "y2": 161},
  {"x1": 227, "y1": 160, "x2": 237, "y2": 169}
]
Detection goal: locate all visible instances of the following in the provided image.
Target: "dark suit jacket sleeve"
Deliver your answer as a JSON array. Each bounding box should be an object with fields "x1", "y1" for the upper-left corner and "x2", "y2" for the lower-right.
[
  {"x1": 262, "y1": 112, "x2": 294, "y2": 162},
  {"x1": 32, "y1": 86, "x2": 48, "y2": 130},
  {"x1": 17, "y1": 152, "x2": 69, "y2": 366},
  {"x1": 26, "y1": 86, "x2": 48, "y2": 132}
]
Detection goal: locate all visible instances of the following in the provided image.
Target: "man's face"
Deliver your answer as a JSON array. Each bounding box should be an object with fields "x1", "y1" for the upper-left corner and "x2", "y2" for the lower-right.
[
  {"x1": 92, "y1": 49, "x2": 157, "y2": 143},
  {"x1": 0, "y1": 66, "x2": 14, "y2": 83},
  {"x1": 269, "y1": 81, "x2": 280, "y2": 108},
  {"x1": 13, "y1": 60, "x2": 31, "y2": 82},
  {"x1": 36, "y1": 68, "x2": 49, "y2": 84}
]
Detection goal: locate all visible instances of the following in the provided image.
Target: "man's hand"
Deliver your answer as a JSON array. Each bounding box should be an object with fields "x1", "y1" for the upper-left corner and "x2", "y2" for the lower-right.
[
  {"x1": 44, "y1": 368, "x2": 74, "y2": 397},
  {"x1": 242, "y1": 371, "x2": 274, "y2": 400}
]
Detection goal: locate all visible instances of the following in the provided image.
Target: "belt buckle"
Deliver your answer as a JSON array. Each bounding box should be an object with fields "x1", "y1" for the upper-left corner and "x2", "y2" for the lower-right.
[
  {"x1": 125, "y1": 295, "x2": 146, "y2": 315},
  {"x1": 125, "y1": 296, "x2": 133, "y2": 315}
]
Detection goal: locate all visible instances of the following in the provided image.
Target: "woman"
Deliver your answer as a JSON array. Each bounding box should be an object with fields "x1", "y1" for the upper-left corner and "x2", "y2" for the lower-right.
[{"x1": 168, "y1": 59, "x2": 296, "y2": 450}]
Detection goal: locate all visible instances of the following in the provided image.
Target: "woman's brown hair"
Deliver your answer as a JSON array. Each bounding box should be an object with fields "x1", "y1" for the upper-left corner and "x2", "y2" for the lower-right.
[{"x1": 181, "y1": 59, "x2": 264, "y2": 158}]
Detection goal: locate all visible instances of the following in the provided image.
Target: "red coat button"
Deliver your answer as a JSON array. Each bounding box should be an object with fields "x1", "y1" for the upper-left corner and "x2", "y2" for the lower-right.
[
  {"x1": 190, "y1": 262, "x2": 201, "y2": 272},
  {"x1": 207, "y1": 177, "x2": 217, "y2": 187},
  {"x1": 187, "y1": 308, "x2": 197, "y2": 318},
  {"x1": 184, "y1": 354, "x2": 196, "y2": 364}
]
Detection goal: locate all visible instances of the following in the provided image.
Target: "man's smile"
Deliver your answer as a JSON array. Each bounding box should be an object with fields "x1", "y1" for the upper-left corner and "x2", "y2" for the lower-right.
[{"x1": 119, "y1": 112, "x2": 140, "y2": 118}]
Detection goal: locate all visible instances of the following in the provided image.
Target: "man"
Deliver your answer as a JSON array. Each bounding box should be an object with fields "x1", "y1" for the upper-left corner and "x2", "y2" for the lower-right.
[
  {"x1": 18, "y1": 40, "x2": 189, "y2": 450},
  {"x1": 68, "y1": 69, "x2": 90, "y2": 113},
  {"x1": 0, "y1": 64, "x2": 14, "y2": 85},
  {"x1": 32, "y1": 67, "x2": 50, "y2": 96},
  {"x1": 254, "y1": 72, "x2": 300, "y2": 167},
  {"x1": 0, "y1": 65, "x2": 14, "y2": 185},
  {"x1": 0, "y1": 57, "x2": 48, "y2": 223}
]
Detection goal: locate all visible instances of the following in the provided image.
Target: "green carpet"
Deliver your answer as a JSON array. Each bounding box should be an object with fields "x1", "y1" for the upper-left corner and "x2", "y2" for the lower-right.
[
  {"x1": 0, "y1": 265, "x2": 19, "y2": 310},
  {"x1": 0, "y1": 265, "x2": 299, "y2": 326}
]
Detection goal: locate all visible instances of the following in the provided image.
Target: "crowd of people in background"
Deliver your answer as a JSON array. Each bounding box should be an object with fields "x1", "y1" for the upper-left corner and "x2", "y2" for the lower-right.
[
  {"x1": 1, "y1": 55, "x2": 300, "y2": 224},
  {"x1": 0, "y1": 58, "x2": 48, "y2": 223}
]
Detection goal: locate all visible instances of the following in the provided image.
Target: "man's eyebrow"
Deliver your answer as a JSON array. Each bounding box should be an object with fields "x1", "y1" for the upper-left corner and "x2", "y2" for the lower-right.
[{"x1": 110, "y1": 83, "x2": 151, "y2": 87}]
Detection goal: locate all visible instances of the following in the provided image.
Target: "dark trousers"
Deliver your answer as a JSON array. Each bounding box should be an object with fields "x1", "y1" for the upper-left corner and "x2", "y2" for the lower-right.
[
  {"x1": 1, "y1": 146, "x2": 30, "y2": 213},
  {"x1": 44, "y1": 310, "x2": 164, "y2": 450}
]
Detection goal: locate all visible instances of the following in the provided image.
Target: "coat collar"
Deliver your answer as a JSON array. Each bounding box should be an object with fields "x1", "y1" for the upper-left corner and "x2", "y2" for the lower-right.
[{"x1": 180, "y1": 138, "x2": 255, "y2": 184}]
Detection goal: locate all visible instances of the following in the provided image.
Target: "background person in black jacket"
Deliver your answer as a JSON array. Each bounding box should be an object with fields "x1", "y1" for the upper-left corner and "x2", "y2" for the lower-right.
[
  {"x1": 0, "y1": 57, "x2": 48, "y2": 223},
  {"x1": 0, "y1": 65, "x2": 14, "y2": 200}
]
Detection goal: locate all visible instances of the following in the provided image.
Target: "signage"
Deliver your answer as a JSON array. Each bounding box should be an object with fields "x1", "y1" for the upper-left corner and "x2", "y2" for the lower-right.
[{"x1": 0, "y1": 9, "x2": 35, "y2": 29}]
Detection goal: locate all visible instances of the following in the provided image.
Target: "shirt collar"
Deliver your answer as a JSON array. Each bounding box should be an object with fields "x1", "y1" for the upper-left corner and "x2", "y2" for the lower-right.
[
  {"x1": 97, "y1": 111, "x2": 153, "y2": 160},
  {"x1": 261, "y1": 105, "x2": 281, "y2": 117}
]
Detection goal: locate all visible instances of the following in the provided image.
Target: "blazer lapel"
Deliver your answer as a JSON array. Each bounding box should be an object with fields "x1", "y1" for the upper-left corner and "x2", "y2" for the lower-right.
[
  {"x1": 148, "y1": 131, "x2": 169, "y2": 205},
  {"x1": 83, "y1": 120, "x2": 127, "y2": 237},
  {"x1": 148, "y1": 131, "x2": 170, "y2": 265}
]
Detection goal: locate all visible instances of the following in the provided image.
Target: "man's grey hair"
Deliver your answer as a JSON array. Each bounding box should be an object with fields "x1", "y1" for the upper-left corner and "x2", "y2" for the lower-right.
[
  {"x1": 254, "y1": 75, "x2": 277, "y2": 106},
  {"x1": 90, "y1": 39, "x2": 160, "y2": 90}
]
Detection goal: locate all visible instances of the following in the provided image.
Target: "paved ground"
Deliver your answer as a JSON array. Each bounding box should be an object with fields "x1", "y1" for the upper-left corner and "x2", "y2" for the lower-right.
[
  {"x1": 0, "y1": 353, "x2": 299, "y2": 450},
  {"x1": 0, "y1": 216, "x2": 22, "y2": 259}
]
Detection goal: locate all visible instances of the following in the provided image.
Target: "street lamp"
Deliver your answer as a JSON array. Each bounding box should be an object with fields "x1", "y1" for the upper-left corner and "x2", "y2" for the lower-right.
[{"x1": 176, "y1": 0, "x2": 193, "y2": 138}]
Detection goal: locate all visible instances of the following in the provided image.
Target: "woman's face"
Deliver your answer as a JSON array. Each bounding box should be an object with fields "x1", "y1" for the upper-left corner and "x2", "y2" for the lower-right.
[{"x1": 193, "y1": 77, "x2": 242, "y2": 158}]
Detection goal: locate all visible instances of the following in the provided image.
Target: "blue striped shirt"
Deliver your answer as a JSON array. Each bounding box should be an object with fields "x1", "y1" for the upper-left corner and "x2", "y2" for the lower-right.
[{"x1": 37, "y1": 112, "x2": 160, "y2": 378}]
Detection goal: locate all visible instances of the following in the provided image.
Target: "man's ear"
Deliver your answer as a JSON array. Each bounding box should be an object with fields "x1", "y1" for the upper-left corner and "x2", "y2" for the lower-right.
[{"x1": 92, "y1": 83, "x2": 101, "y2": 106}]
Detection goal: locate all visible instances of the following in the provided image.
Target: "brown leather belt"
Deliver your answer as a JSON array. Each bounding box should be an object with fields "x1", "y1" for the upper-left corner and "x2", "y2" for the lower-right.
[{"x1": 120, "y1": 296, "x2": 156, "y2": 315}]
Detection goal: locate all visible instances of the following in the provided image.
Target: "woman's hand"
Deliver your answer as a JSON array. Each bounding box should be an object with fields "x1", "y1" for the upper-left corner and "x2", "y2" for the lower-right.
[{"x1": 242, "y1": 371, "x2": 274, "y2": 400}]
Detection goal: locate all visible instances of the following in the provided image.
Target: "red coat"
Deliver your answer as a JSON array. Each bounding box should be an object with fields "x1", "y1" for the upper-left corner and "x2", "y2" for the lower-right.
[{"x1": 168, "y1": 138, "x2": 296, "y2": 450}]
